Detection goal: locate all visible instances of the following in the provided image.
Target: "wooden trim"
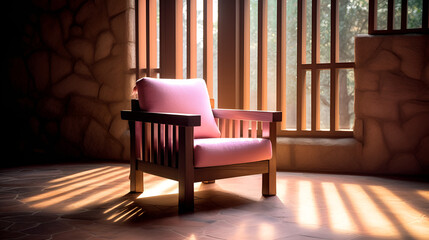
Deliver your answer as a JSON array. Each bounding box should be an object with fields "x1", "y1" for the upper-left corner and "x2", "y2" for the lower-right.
[
  {"x1": 401, "y1": 0, "x2": 407, "y2": 31},
  {"x1": 204, "y1": 0, "x2": 214, "y2": 98},
  {"x1": 368, "y1": 0, "x2": 376, "y2": 34},
  {"x1": 147, "y1": 0, "x2": 157, "y2": 77},
  {"x1": 187, "y1": 0, "x2": 197, "y2": 78},
  {"x1": 121, "y1": 110, "x2": 201, "y2": 126},
  {"x1": 137, "y1": 160, "x2": 178, "y2": 180},
  {"x1": 241, "y1": 0, "x2": 250, "y2": 110},
  {"x1": 194, "y1": 161, "x2": 269, "y2": 182},
  {"x1": 212, "y1": 109, "x2": 282, "y2": 122},
  {"x1": 262, "y1": 122, "x2": 276, "y2": 195},
  {"x1": 277, "y1": 0, "x2": 286, "y2": 130},
  {"x1": 387, "y1": 0, "x2": 394, "y2": 30},
  {"x1": 300, "y1": 62, "x2": 355, "y2": 69},
  {"x1": 257, "y1": 0, "x2": 267, "y2": 111},
  {"x1": 178, "y1": 126, "x2": 194, "y2": 213},
  {"x1": 160, "y1": 0, "x2": 183, "y2": 78},
  {"x1": 278, "y1": 129, "x2": 353, "y2": 138},
  {"x1": 423, "y1": 0, "x2": 429, "y2": 29},
  {"x1": 311, "y1": 69, "x2": 320, "y2": 130},
  {"x1": 136, "y1": 0, "x2": 145, "y2": 79}
]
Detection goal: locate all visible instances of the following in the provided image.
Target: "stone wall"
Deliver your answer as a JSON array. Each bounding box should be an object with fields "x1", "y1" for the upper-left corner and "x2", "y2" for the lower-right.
[
  {"x1": 4, "y1": 0, "x2": 135, "y2": 165},
  {"x1": 354, "y1": 34, "x2": 429, "y2": 174}
]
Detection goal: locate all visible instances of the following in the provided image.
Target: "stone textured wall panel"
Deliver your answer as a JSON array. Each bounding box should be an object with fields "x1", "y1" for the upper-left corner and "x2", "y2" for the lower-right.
[
  {"x1": 4, "y1": 0, "x2": 134, "y2": 163},
  {"x1": 355, "y1": 34, "x2": 429, "y2": 174}
]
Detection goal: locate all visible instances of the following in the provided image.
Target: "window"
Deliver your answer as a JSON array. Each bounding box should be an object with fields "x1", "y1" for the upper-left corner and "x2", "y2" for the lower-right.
[{"x1": 134, "y1": 0, "x2": 373, "y2": 137}]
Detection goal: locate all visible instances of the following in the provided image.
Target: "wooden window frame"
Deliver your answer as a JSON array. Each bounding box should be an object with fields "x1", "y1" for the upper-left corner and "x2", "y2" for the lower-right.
[{"x1": 368, "y1": 0, "x2": 429, "y2": 35}]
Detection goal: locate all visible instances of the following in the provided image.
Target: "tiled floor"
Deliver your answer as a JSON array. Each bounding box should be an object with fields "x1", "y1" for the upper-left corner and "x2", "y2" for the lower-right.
[{"x1": 0, "y1": 162, "x2": 428, "y2": 240}]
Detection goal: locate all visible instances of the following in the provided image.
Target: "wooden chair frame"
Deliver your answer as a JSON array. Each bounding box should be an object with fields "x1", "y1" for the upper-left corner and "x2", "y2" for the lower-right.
[{"x1": 121, "y1": 99, "x2": 282, "y2": 213}]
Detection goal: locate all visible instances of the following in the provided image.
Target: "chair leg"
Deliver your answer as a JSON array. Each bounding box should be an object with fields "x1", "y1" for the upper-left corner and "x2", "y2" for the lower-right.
[
  {"x1": 262, "y1": 160, "x2": 276, "y2": 196},
  {"x1": 179, "y1": 177, "x2": 194, "y2": 213},
  {"x1": 130, "y1": 165, "x2": 144, "y2": 193}
]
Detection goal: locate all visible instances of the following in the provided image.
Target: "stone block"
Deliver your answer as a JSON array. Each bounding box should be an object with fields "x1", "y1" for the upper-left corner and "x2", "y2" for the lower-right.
[
  {"x1": 68, "y1": 96, "x2": 112, "y2": 128},
  {"x1": 40, "y1": 14, "x2": 65, "y2": 54},
  {"x1": 60, "y1": 10, "x2": 73, "y2": 40},
  {"x1": 392, "y1": 35, "x2": 426, "y2": 80},
  {"x1": 74, "y1": 61, "x2": 92, "y2": 77},
  {"x1": 83, "y1": 120, "x2": 123, "y2": 160},
  {"x1": 354, "y1": 70, "x2": 379, "y2": 91},
  {"x1": 109, "y1": 115, "x2": 127, "y2": 140},
  {"x1": 110, "y1": 12, "x2": 127, "y2": 43},
  {"x1": 99, "y1": 85, "x2": 125, "y2": 102},
  {"x1": 52, "y1": 74, "x2": 99, "y2": 99},
  {"x1": 353, "y1": 118, "x2": 363, "y2": 142},
  {"x1": 95, "y1": 31, "x2": 115, "y2": 61},
  {"x1": 388, "y1": 154, "x2": 422, "y2": 174},
  {"x1": 107, "y1": 0, "x2": 129, "y2": 17},
  {"x1": 51, "y1": 53, "x2": 72, "y2": 83},
  {"x1": 66, "y1": 38, "x2": 94, "y2": 65},
  {"x1": 355, "y1": 35, "x2": 383, "y2": 66},
  {"x1": 37, "y1": 97, "x2": 64, "y2": 119},
  {"x1": 379, "y1": 72, "x2": 426, "y2": 102},
  {"x1": 92, "y1": 56, "x2": 123, "y2": 85},
  {"x1": 361, "y1": 119, "x2": 390, "y2": 172},
  {"x1": 28, "y1": 51, "x2": 50, "y2": 91},
  {"x1": 60, "y1": 116, "x2": 90, "y2": 145},
  {"x1": 367, "y1": 50, "x2": 400, "y2": 72},
  {"x1": 356, "y1": 91, "x2": 399, "y2": 121},
  {"x1": 416, "y1": 136, "x2": 429, "y2": 170},
  {"x1": 383, "y1": 122, "x2": 418, "y2": 153},
  {"x1": 400, "y1": 100, "x2": 429, "y2": 122},
  {"x1": 82, "y1": 2, "x2": 110, "y2": 40}
]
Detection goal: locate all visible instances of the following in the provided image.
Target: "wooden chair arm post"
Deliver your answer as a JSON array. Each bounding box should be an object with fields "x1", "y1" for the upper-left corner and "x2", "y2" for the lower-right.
[
  {"x1": 178, "y1": 126, "x2": 195, "y2": 213},
  {"x1": 262, "y1": 121, "x2": 277, "y2": 196}
]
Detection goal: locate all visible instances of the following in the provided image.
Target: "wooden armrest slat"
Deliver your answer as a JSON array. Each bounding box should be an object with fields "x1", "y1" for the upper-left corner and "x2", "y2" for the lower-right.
[
  {"x1": 121, "y1": 110, "x2": 201, "y2": 126},
  {"x1": 212, "y1": 109, "x2": 282, "y2": 122}
]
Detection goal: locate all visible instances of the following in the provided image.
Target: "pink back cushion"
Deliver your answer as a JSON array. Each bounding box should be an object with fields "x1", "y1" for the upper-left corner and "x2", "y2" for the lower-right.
[{"x1": 136, "y1": 77, "x2": 220, "y2": 138}]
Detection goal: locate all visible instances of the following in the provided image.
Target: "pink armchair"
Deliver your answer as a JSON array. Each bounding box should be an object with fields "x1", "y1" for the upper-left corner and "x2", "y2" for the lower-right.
[{"x1": 121, "y1": 77, "x2": 281, "y2": 213}]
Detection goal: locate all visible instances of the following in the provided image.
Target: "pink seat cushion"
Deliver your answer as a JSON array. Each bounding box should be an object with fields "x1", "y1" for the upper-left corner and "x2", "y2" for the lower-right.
[
  {"x1": 193, "y1": 138, "x2": 272, "y2": 168},
  {"x1": 136, "y1": 77, "x2": 220, "y2": 138}
]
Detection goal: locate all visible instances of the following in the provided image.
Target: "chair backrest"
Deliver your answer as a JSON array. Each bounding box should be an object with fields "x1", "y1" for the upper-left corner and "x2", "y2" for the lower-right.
[{"x1": 136, "y1": 77, "x2": 220, "y2": 138}]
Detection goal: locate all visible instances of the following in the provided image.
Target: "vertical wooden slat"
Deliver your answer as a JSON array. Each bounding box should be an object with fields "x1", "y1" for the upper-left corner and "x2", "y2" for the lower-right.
[
  {"x1": 242, "y1": 120, "x2": 249, "y2": 138},
  {"x1": 147, "y1": 0, "x2": 157, "y2": 77},
  {"x1": 136, "y1": 0, "x2": 146, "y2": 79},
  {"x1": 172, "y1": 125, "x2": 178, "y2": 168},
  {"x1": 234, "y1": 120, "x2": 241, "y2": 138},
  {"x1": 160, "y1": 0, "x2": 183, "y2": 78},
  {"x1": 311, "y1": 70, "x2": 320, "y2": 131},
  {"x1": 241, "y1": 0, "x2": 250, "y2": 110},
  {"x1": 387, "y1": 0, "x2": 394, "y2": 30},
  {"x1": 187, "y1": 0, "x2": 197, "y2": 78},
  {"x1": 400, "y1": 0, "x2": 407, "y2": 30},
  {"x1": 297, "y1": 0, "x2": 306, "y2": 131},
  {"x1": 228, "y1": 119, "x2": 233, "y2": 137},
  {"x1": 219, "y1": 118, "x2": 226, "y2": 137},
  {"x1": 251, "y1": 121, "x2": 257, "y2": 138},
  {"x1": 145, "y1": 122, "x2": 152, "y2": 162},
  {"x1": 164, "y1": 124, "x2": 169, "y2": 167},
  {"x1": 277, "y1": 0, "x2": 286, "y2": 130},
  {"x1": 311, "y1": 0, "x2": 320, "y2": 131},
  {"x1": 204, "y1": 0, "x2": 214, "y2": 98},
  {"x1": 368, "y1": 0, "x2": 376, "y2": 33},
  {"x1": 150, "y1": 123, "x2": 156, "y2": 164},
  {"x1": 423, "y1": 0, "x2": 428, "y2": 29},
  {"x1": 218, "y1": 0, "x2": 241, "y2": 109},
  {"x1": 257, "y1": 0, "x2": 267, "y2": 111},
  {"x1": 330, "y1": 0, "x2": 339, "y2": 131},
  {"x1": 158, "y1": 124, "x2": 164, "y2": 165}
]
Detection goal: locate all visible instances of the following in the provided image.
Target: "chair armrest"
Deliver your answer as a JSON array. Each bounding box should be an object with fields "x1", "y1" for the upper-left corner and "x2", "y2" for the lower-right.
[
  {"x1": 212, "y1": 109, "x2": 282, "y2": 122},
  {"x1": 121, "y1": 110, "x2": 201, "y2": 126}
]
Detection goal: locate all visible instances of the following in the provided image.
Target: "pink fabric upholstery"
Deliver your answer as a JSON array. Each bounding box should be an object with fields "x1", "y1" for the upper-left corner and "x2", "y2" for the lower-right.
[
  {"x1": 193, "y1": 138, "x2": 272, "y2": 168},
  {"x1": 136, "y1": 77, "x2": 220, "y2": 138}
]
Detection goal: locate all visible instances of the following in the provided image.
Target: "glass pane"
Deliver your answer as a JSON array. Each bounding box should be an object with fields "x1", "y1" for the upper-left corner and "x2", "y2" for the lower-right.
[
  {"x1": 319, "y1": 0, "x2": 331, "y2": 63},
  {"x1": 213, "y1": 0, "x2": 218, "y2": 107},
  {"x1": 306, "y1": 70, "x2": 311, "y2": 130},
  {"x1": 320, "y1": 70, "x2": 330, "y2": 130},
  {"x1": 286, "y1": 0, "x2": 297, "y2": 130},
  {"x1": 407, "y1": 0, "x2": 423, "y2": 29},
  {"x1": 305, "y1": 0, "x2": 312, "y2": 64},
  {"x1": 183, "y1": 0, "x2": 187, "y2": 78},
  {"x1": 197, "y1": 0, "x2": 204, "y2": 78},
  {"x1": 377, "y1": 0, "x2": 388, "y2": 30},
  {"x1": 267, "y1": 0, "x2": 277, "y2": 111},
  {"x1": 338, "y1": 69, "x2": 355, "y2": 130},
  {"x1": 393, "y1": 0, "x2": 402, "y2": 30},
  {"x1": 250, "y1": 0, "x2": 258, "y2": 110},
  {"x1": 339, "y1": 0, "x2": 368, "y2": 62}
]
